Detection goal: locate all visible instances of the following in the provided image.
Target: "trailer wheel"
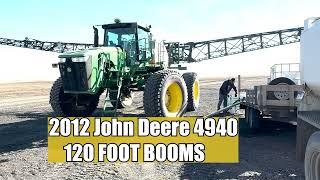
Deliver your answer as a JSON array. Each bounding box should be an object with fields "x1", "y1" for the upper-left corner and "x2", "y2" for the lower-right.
[
  {"x1": 245, "y1": 106, "x2": 261, "y2": 129},
  {"x1": 50, "y1": 77, "x2": 101, "y2": 116},
  {"x1": 305, "y1": 131, "x2": 320, "y2": 180},
  {"x1": 143, "y1": 70, "x2": 188, "y2": 117},
  {"x1": 268, "y1": 77, "x2": 296, "y2": 100},
  {"x1": 109, "y1": 90, "x2": 133, "y2": 109},
  {"x1": 182, "y1": 72, "x2": 200, "y2": 111}
]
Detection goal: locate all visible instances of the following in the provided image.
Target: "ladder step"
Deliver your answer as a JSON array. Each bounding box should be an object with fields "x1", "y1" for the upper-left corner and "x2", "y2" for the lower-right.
[
  {"x1": 104, "y1": 108, "x2": 117, "y2": 111},
  {"x1": 109, "y1": 90, "x2": 119, "y2": 93},
  {"x1": 104, "y1": 110, "x2": 118, "y2": 115},
  {"x1": 105, "y1": 95, "x2": 120, "y2": 102},
  {"x1": 103, "y1": 77, "x2": 123, "y2": 116}
]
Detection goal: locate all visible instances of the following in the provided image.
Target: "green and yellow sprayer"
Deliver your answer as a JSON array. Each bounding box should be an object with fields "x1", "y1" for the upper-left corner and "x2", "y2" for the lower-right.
[{"x1": 49, "y1": 19, "x2": 200, "y2": 117}]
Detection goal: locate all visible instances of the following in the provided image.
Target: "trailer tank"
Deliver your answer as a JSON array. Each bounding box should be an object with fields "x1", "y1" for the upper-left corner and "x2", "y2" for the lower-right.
[
  {"x1": 298, "y1": 17, "x2": 320, "y2": 180},
  {"x1": 300, "y1": 17, "x2": 320, "y2": 96}
]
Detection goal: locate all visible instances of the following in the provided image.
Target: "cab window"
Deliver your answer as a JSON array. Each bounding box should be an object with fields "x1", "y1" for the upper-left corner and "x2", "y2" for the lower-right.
[
  {"x1": 138, "y1": 28, "x2": 152, "y2": 61},
  {"x1": 105, "y1": 27, "x2": 136, "y2": 63}
]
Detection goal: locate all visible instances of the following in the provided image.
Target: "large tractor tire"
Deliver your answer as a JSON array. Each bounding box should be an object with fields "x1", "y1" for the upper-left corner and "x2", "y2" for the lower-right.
[
  {"x1": 109, "y1": 90, "x2": 133, "y2": 109},
  {"x1": 50, "y1": 77, "x2": 101, "y2": 116},
  {"x1": 267, "y1": 77, "x2": 296, "y2": 100},
  {"x1": 304, "y1": 131, "x2": 320, "y2": 180},
  {"x1": 143, "y1": 70, "x2": 188, "y2": 117},
  {"x1": 182, "y1": 72, "x2": 200, "y2": 111}
]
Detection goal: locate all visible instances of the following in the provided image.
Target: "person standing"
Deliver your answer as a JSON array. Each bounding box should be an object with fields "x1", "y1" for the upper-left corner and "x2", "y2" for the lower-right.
[{"x1": 217, "y1": 78, "x2": 237, "y2": 110}]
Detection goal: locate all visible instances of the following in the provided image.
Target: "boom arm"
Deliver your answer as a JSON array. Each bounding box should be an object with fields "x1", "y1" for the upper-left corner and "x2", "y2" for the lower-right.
[
  {"x1": 0, "y1": 27, "x2": 303, "y2": 65},
  {"x1": 0, "y1": 37, "x2": 94, "y2": 53},
  {"x1": 164, "y1": 27, "x2": 303, "y2": 65}
]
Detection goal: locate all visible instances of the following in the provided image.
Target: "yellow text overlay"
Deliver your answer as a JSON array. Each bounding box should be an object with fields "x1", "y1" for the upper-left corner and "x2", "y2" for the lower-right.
[{"x1": 48, "y1": 117, "x2": 239, "y2": 163}]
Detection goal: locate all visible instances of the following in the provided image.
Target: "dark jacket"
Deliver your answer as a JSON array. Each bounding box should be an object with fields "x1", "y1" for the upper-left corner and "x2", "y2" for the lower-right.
[{"x1": 219, "y1": 80, "x2": 237, "y2": 95}]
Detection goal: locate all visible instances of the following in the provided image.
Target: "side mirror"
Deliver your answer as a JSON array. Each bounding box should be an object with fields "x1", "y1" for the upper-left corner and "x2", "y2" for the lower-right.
[
  {"x1": 150, "y1": 40, "x2": 156, "y2": 49},
  {"x1": 93, "y1": 26, "x2": 99, "y2": 47}
]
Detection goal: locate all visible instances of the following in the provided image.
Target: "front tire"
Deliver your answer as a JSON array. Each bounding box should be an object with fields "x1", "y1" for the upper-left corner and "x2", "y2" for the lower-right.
[
  {"x1": 143, "y1": 70, "x2": 188, "y2": 117},
  {"x1": 182, "y1": 72, "x2": 200, "y2": 111},
  {"x1": 49, "y1": 77, "x2": 101, "y2": 116}
]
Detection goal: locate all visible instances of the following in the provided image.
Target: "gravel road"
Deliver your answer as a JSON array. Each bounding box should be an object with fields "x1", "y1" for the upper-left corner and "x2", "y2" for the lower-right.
[{"x1": 0, "y1": 77, "x2": 304, "y2": 180}]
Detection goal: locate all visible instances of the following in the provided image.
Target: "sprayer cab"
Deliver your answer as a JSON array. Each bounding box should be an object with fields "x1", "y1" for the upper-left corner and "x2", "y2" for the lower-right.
[{"x1": 93, "y1": 21, "x2": 154, "y2": 66}]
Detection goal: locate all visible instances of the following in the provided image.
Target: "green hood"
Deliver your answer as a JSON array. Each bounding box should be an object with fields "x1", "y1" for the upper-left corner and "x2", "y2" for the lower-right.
[{"x1": 58, "y1": 47, "x2": 101, "y2": 58}]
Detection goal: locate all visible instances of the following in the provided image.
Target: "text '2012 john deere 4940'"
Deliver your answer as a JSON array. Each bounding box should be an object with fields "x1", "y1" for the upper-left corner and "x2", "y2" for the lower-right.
[{"x1": 50, "y1": 20, "x2": 200, "y2": 117}]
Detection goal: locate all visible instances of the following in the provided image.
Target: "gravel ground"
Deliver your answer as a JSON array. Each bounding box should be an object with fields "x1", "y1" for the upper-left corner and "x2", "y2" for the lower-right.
[{"x1": 0, "y1": 77, "x2": 304, "y2": 180}]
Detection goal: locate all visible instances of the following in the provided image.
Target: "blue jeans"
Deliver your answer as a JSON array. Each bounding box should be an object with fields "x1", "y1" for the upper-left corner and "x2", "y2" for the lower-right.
[{"x1": 217, "y1": 93, "x2": 228, "y2": 110}]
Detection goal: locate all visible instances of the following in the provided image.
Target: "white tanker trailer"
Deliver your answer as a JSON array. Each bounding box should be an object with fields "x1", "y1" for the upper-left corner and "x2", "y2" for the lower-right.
[{"x1": 297, "y1": 17, "x2": 320, "y2": 180}]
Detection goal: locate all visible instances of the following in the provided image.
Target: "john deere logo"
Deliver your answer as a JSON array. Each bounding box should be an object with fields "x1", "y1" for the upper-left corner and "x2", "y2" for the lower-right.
[{"x1": 67, "y1": 67, "x2": 72, "y2": 72}]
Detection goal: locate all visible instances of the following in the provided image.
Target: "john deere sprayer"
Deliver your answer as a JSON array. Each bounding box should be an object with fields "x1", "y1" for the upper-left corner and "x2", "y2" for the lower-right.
[{"x1": 49, "y1": 20, "x2": 200, "y2": 117}]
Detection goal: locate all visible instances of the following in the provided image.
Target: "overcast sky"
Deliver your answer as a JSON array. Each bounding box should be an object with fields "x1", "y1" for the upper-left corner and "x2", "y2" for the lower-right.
[
  {"x1": 1, "y1": 0, "x2": 319, "y2": 42},
  {"x1": 0, "y1": 0, "x2": 319, "y2": 79}
]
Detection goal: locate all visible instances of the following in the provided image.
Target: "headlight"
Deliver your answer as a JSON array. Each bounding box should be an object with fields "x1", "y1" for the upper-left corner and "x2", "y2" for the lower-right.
[
  {"x1": 72, "y1": 55, "x2": 90, "y2": 62},
  {"x1": 59, "y1": 58, "x2": 66, "y2": 63},
  {"x1": 58, "y1": 55, "x2": 90, "y2": 63},
  {"x1": 72, "y1": 57, "x2": 85, "y2": 62}
]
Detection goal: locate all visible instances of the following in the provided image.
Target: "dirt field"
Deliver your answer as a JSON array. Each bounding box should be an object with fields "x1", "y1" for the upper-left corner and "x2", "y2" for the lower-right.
[{"x1": 0, "y1": 77, "x2": 304, "y2": 179}]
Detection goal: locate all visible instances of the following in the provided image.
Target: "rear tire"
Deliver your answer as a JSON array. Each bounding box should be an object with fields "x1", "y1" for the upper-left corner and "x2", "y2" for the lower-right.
[
  {"x1": 143, "y1": 70, "x2": 188, "y2": 117},
  {"x1": 182, "y1": 72, "x2": 200, "y2": 111},
  {"x1": 50, "y1": 77, "x2": 101, "y2": 116},
  {"x1": 305, "y1": 131, "x2": 320, "y2": 180}
]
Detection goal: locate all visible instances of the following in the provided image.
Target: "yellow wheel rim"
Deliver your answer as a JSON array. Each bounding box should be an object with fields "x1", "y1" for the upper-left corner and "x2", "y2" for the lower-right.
[
  {"x1": 193, "y1": 80, "x2": 199, "y2": 101},
  {"x1": 165, "y1": 82, "x2": 183, "y2": 115}
]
